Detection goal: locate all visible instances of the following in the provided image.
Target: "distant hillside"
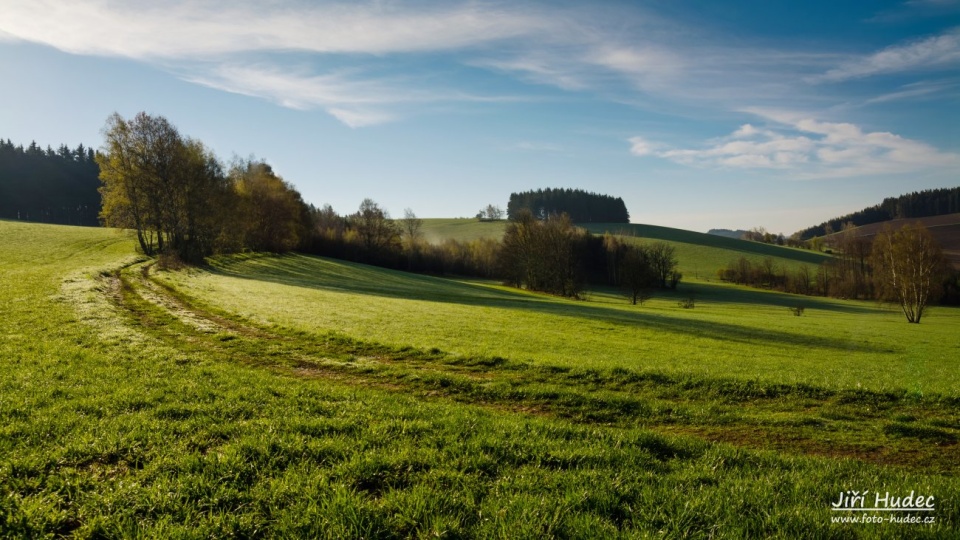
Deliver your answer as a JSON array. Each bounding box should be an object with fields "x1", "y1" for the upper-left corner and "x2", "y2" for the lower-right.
[
  {"x1": 708, "y1": 229, "x2": 747, "y2": 240},
  {"x1": 796, "y1": 187, "x2": 960, "y2": 240},
  {"x1": 419, "y1": 219, "x2": 832, "y2": 279},
  {"x1": 824, "y1": 213, "x2": 960, "y2": 269},
  {"x1": 584, "y1": 223, "x2": 831, "y2": 277},
  {"x1": 419, "y1": 218, "x2": 507, "y2": 244}
]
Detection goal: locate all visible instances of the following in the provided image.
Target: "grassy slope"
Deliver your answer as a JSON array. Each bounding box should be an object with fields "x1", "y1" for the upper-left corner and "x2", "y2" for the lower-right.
[
  {"x1": 419, "y1": 218, "x2": 507, "y2": 244},
  {"x1": 164, "y1": 253, "x2": 959, "y2": 396},
  {"x1": 3, "y1": 219, "x2": 959, "y2": 538},
  {"x1": 418, "y1": 218, "x2": 831, "y2": 278}
]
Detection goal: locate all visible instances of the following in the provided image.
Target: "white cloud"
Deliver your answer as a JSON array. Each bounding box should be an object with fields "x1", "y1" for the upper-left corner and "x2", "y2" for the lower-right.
[
  {"x1": 815, "y1": 28, "x2": 960, "y2": 82},
  {"x1": 0, "y1": 1, "x2": 585, "y2": 125},
  {"x1": 631, "y1": 111, "x2": 960, "y2": 178},
  {"x1": 186, "y1": 63, "x2": 525, "y2": 126},
  {"x1": 181, "y1": 64, "x2": 529, "y2": 128},
  {"x1": 628, "y1": 136, "x2": 658, "y2": 156},
  {"x1": 472, "y1": 55, "x2": 592, "y2": 91},
  {"x1": 0, "y1": 0, "x2": 553, "y2": 59},
  {"x1": 186, "y1": 65, "x2": 384, "y2": 107},
  {"x1": 184, "y1": 64, "x2": 406, "y2": 126},
  {"x1": 731, "y1": 124, "x2": 760, "y2": 138},
  {"x1": 587, "y1": 45, "x2": 684, "y2": 90},
  {"x1": 3, "y1": 0, "x2": 956, "y2": 133},
  {"x1": 864, "y1": 79, "x2": 959, "y2": 104},
  {"x1": 327, "y1": 108, "x2": 396, "y2": 129}
]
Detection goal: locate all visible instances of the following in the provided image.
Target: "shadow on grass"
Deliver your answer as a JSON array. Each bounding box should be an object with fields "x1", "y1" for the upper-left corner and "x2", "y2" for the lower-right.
[
  {"x1": 676, "y1": 281, "x2": 880, "y2": 315},
  {"x1": 203, "y1": 253, "x2": 893, "y2": 354}
]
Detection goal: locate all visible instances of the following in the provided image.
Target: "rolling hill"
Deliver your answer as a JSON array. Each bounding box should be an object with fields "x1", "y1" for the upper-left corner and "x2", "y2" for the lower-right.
[
  {"x1": 3, "y1": 218, "x2": 959, "y2": 536},
  {"x1": 418, "y1": 218, "x2": 833, "y2": 279}
]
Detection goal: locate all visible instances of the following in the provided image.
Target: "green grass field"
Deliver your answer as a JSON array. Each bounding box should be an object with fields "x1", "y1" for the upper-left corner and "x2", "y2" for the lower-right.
[
  {"x1": 160, "y1": 253, "x2": 958, "y2": 395},
  {"x1": 419, "y1": 218, "x2": 507, "y2": 244},
  {"x1": 2, "y1": 219, "x2": 958, "y2": 538}
]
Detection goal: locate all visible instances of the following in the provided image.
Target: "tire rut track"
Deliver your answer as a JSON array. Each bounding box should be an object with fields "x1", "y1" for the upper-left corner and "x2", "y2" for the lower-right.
[{"x1": 108, "y1": 261, "x2": 960, "y2": 474}]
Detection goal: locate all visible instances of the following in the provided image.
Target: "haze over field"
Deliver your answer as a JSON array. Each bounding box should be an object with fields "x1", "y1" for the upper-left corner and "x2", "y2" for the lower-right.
[{"x1": 2, "y1": 0, "x2": 959, "y2": 234}]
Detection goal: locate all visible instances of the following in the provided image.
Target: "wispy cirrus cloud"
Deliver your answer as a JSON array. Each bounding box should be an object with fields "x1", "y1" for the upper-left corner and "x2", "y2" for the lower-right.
[
  {"x1": 184, "y1": 65, "x2": 400, "y2": 109},
  {"x1": 0, "y1": 0, "x2": 860, "y2": 125},
  {"x1": 182, "y1": 64, "x2": 411, "y2": 126},
  {"x1": 473, "y1": 55, "x2": 594, "y2": 91},
  {"x1": 3, "y1": 0, "x2": 707, "y2": 126},
  {"x1": 184, "y1": 63, "x2": 533, "y2": 127},
  {"x1": 863, "y1": 79, "x2": 960, "y2": 104},
  {"x1": 326, "y1": 108, "x2": 397, "y2": 129},
  {"x1": 2, "y1": 0, "x2": 957, "y2": 139},
  {"x1": 0, "y1": 0, "x2": 553, "y2": 59},
  {"x1": 631, "y1": 109, "x2": 960, "y2": 178},
  {"x1": 813, "y1": 28, "x2": 960, "y2": 82},
  {"x1": 0, "y1": 0, "x2": 558, "y2": 126}
]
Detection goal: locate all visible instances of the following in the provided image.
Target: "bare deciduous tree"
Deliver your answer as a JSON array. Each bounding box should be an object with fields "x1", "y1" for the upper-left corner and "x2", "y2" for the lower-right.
[
  {"x1": 648, "y1": 242, "x2": 679, "y2": 289},
  {"x1": 870, "y1": 223, "x2": 946, "y2": 323},
  {"x1": 402, "y1": 208, "x2": 424, "y2": 247},
  {"x1": 477, "y1": 204, "x2": 504, "y2": 221},
  {"x1": 352, "y1": 198, "x2": 400, "y2": 253},
  {"x1": 620, "y1": 245, "x2": 655, "y2": 305}
]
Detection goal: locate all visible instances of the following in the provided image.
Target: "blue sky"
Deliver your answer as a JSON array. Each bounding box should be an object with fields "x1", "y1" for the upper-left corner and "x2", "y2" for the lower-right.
[{"x1": 1, "y1": 0, "x2": 958, "y2": 234}]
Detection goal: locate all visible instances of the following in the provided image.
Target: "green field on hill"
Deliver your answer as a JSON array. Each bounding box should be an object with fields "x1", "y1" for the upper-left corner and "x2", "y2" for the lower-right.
[
  {"x1": 2, "y1": 219, "x2": 958, "y2": 538},
  {"x1": 418, "y1": 218, "x2": 831, "y2": 278},
  {"x1": 419, "y1": 218, "x2": 507, "y2": 244}
]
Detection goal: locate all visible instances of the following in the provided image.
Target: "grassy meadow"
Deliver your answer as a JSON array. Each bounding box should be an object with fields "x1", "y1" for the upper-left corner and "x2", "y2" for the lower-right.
[
  {"x1": 2, "y1": 219, "x2": 959, "y2": 538},
  {"x1": 161, "y1": 253, "x2": 958, "y2": 395},
  {"x1": 419, "y1": 218, "x2": 506, "y2": 244}
]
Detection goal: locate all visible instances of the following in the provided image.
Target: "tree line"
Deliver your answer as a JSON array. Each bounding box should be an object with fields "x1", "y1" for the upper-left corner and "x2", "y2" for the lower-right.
[
  {"x1": 308, "y1": 203, "x2": 679, "y2": 300},
  {"x1": 98, "y1": 113, "x2": 312, "y2": 263},
  {"x1": 507, "y1": 188, "x2": 629, "y2": 223},
  {"x1": 796, "y1": 187, "x2": 960, "y2": 240},
  {"x1": 32, "y1": 112, "x2": 675, "y2": 303},
  {"x1": 97, "y1": 113, "x2": 670, "y2": 300},
  {"x1": 0, "y1": 138, "x2": 100, "y2": 226},
  {"x1": 89, "y1": 116, "x2": 649, "y2": 301},
  {"x1": 718, "y1": 223, "x2": 956, "y2": 322}
]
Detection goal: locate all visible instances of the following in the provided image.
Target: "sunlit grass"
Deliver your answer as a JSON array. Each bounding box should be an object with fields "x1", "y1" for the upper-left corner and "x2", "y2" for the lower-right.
[
  {"x1": 160, "y1": 252, "x2": 960, "y2": 396},
  {"x1": 2, "y1": 220, "x2": 958, "y2": 538}
]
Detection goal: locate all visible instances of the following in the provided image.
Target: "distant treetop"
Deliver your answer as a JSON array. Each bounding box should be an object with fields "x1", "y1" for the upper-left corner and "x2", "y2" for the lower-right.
[{"x1": 507, "y1": 188, "x2": 629, "y2": 223}]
